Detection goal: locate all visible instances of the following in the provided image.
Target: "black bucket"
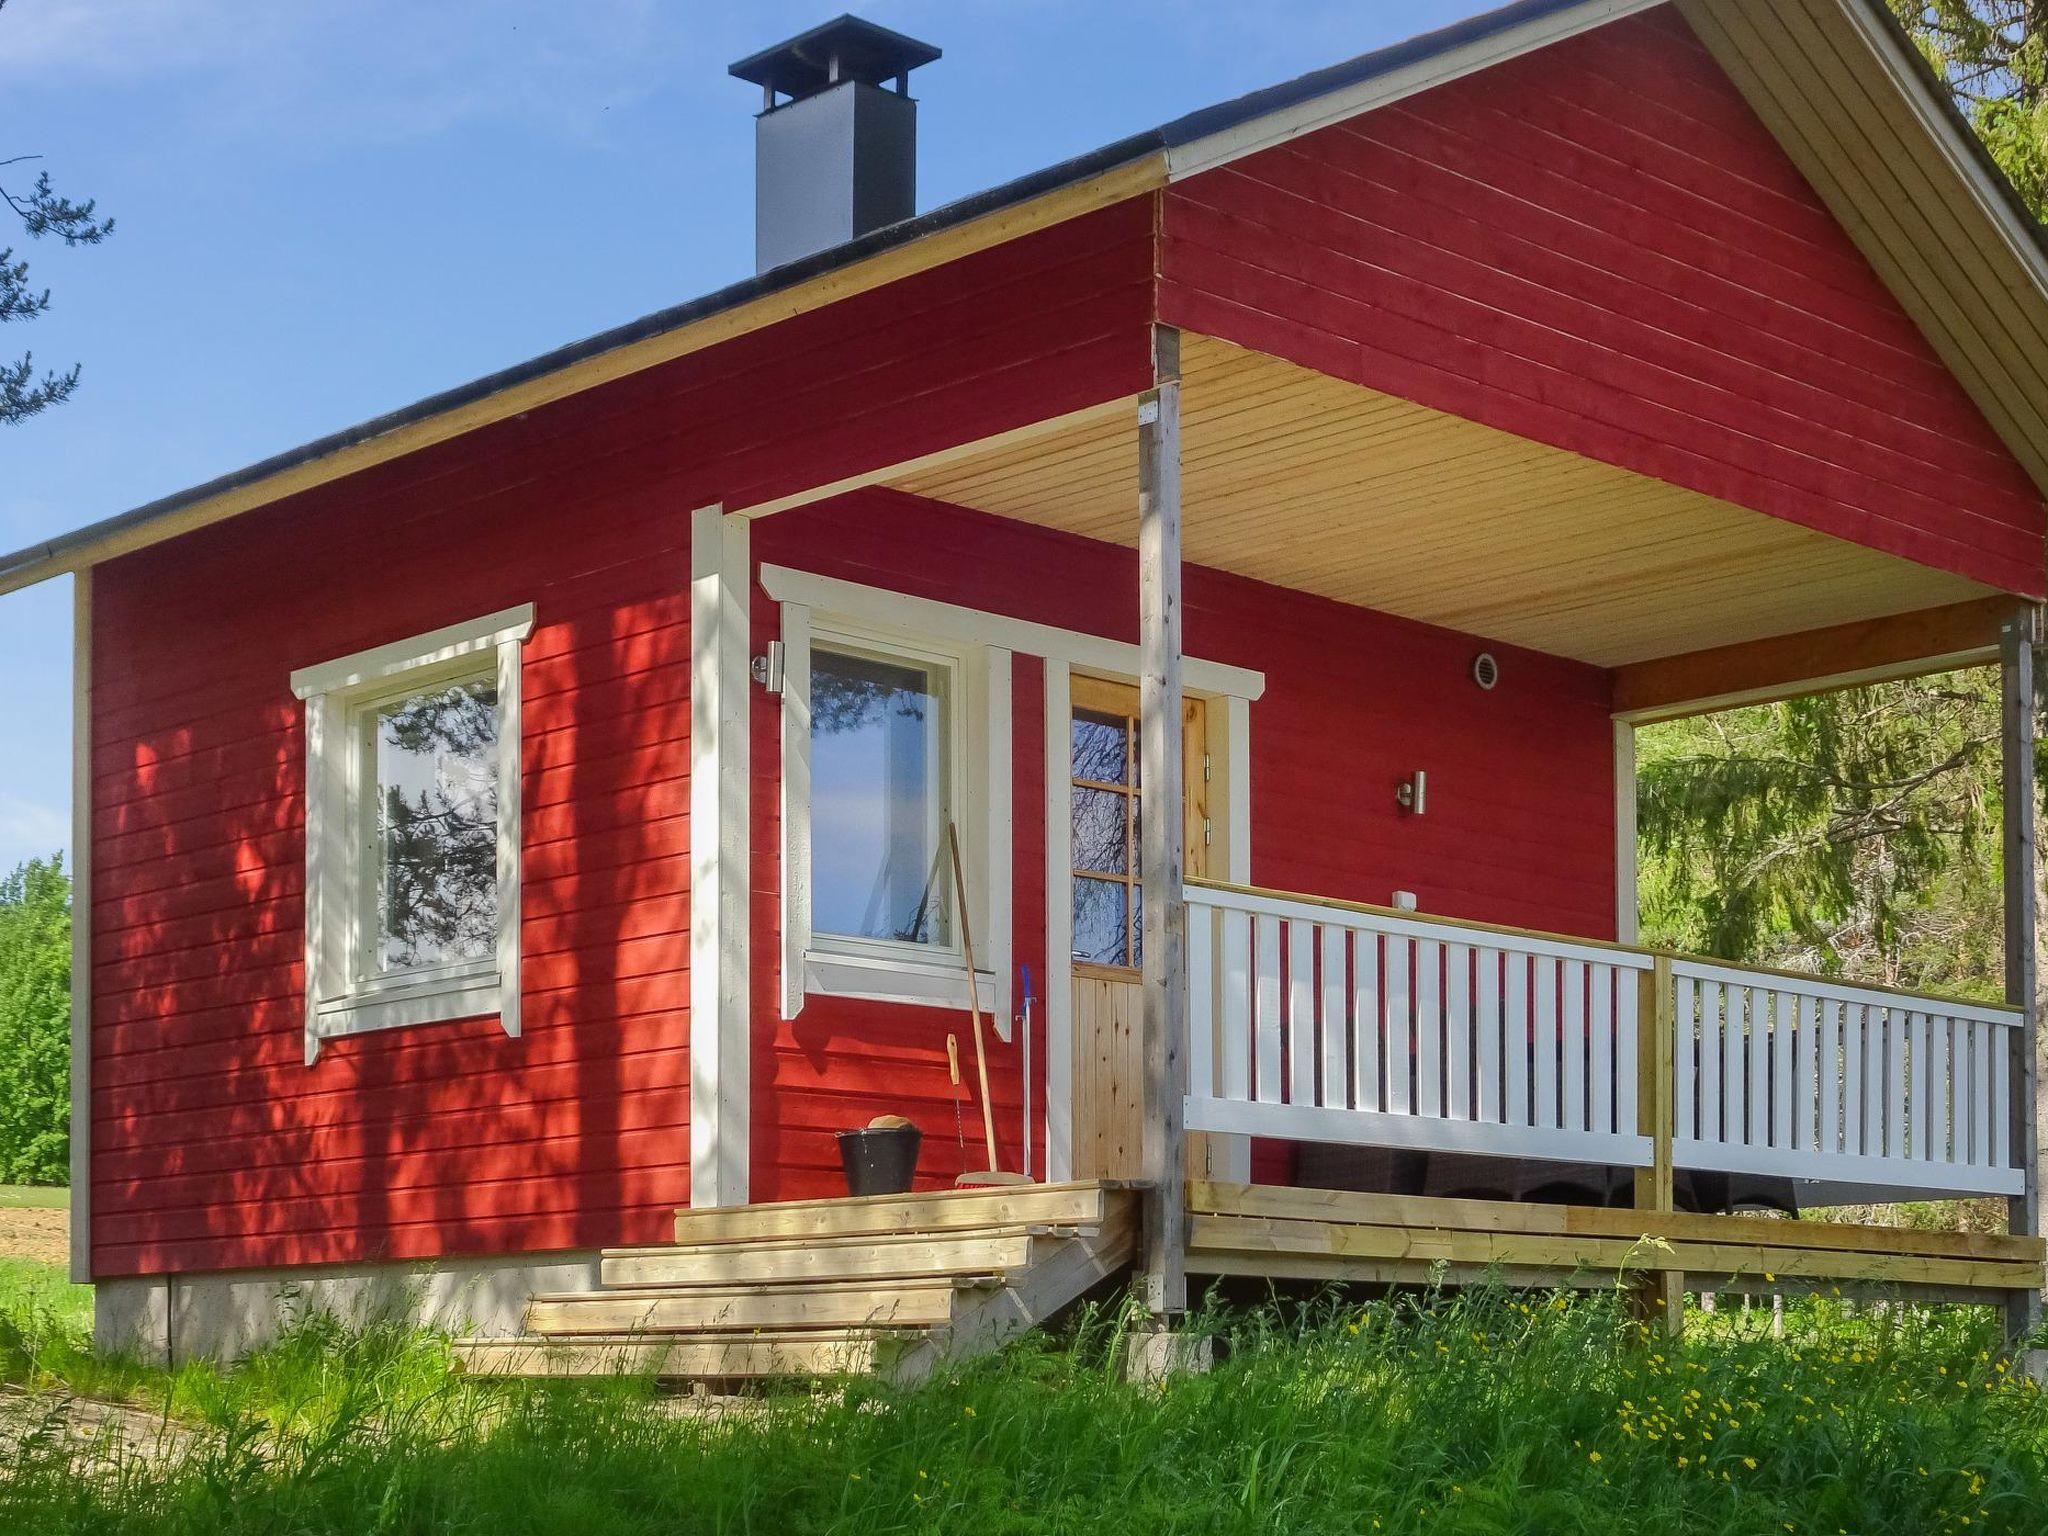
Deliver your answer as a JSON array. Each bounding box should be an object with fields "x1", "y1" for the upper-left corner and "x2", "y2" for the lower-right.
[{"x1": 837, "y1": 1124, "x2": 923, "y2": 1196}]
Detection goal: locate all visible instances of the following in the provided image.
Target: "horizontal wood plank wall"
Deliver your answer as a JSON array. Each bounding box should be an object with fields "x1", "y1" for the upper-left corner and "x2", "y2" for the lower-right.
[
  {"x1": 87, "y1": 206, "x2": 1155, "y2": 1280},
  {"x1": 1157, "y1": 7, "x2": 2046, "y2": 597},
  {"x1": 747, "y1": 489, "x2": 1616, "y2": 1203}
]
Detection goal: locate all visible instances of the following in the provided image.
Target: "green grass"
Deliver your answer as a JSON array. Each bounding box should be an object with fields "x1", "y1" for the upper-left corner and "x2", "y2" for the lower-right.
[
  {"x1": 0, "y1": 1185, "x2": 67, "y2": 1210},
  {"x1": 3, "y1": 1267, "x2": 2047, "y2": 1534}
]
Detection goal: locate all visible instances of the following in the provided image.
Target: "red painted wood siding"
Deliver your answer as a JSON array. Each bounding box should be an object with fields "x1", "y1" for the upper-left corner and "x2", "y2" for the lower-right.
[
  {"x1": 747, "y1": 488, "x2": 1615, "y2": 1202},
  {"x1": 1159, "y1": 7, "x2": 2046, "y2": 596},
  {"x1": 88, "y1": 206, "x2": 1154, "y2": 1279}
]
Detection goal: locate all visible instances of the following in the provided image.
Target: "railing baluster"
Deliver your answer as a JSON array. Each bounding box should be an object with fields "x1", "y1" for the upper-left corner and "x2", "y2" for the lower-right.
[
  {"x1": 1842, "y1": 1002, "x2": 1864, "y2": 1157},
  {"x1": 1475, "y1": 947, "x2": 1502, "y2": 1124},
  {"x1": 1562, "y1": 960, "x2": 1587, "y2": 1133},
  {"x1": 1504, "y1": 952, "x2": 1529, "y2": 1128},
  {"x1": 1721, "y1": 982, "x2": 1745, "y2": 1144},
  {"x1": 1446, "y1": 944, "x2": 1473, "y2": 1122},
  {"x1": 1533, "y1": 954, "x2": 1559, "y2": 1131},
  {"x1": 1187, "y1": 899, "x2": 1215, "y2": 1101},
  {"x1": 1415, "y1": 940, "x2": 1443, "y2": 1119},
  {"x1": 1385, "y1": 937, "x2": 1412, "y2": 1116},
  {"x1": 1791, "y1": 995, "x2": 1817, "y2": 1151},
  {"x1": 1253, "y1": 913, "x2": 1282, "y2": 1105},
  {"x1": 1817, "y1": 1000, "x2": 1840, "y2": 1159},
  {"x1": 1219, "y1": 906, "x2": 1251, "y2": 1105},
  {"x1": 1990, "y1": 1024, "x2": 2007, "y2": 1179},
  {"x1": 1767, "y1": 989, "x2": 1792, "y2": 1149},
  {"x1": 1910, "y1": 1010, "x2": 1932, "y2": 1162},
  {"x1": 1973, "y1": 1018, "x2": 1994, "y2": 1168},
  {"x1": 1288, "y1": 919, "x2": 1316, "y2": 1108},
  {"x1": 1320, "y1": 924, "x2": 1348, "y2": 1111},
  {"x1": 1590, "y1": 963, "x2": 1615, "y2": 1137},
  {"x1": 1353, "y1": 929, "x2": 1381, "y2": 1113},
  {"x1": 1883, "y1": 1006, "x2": 1907, "y2": 1160},
  {"x1": 1614, "y1": 961, "x2": 1640, "y2": 1143}
]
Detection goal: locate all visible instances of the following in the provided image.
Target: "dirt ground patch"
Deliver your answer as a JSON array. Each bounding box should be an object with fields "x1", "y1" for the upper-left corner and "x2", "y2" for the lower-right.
[{"x1": 0, "y1": 1205, "x2": 68, "y2": 1265}]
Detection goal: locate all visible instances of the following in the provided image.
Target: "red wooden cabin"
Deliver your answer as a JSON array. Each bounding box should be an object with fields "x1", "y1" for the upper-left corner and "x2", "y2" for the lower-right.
[{"x1": 7, "y1": 0, "x2": 2048, "y2": 1374}]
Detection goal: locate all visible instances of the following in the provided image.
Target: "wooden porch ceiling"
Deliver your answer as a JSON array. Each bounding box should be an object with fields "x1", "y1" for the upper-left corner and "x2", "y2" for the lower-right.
[{"x1": 887, "y1": 333, "x2": 1993, "y2": 668}]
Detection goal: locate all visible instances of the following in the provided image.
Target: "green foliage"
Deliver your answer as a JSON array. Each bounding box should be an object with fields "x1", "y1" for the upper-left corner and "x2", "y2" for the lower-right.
[
  {"x1": 4, "y1": 1280, "x2": 2048, "y2": 1534},
  {"x1": 1891, "y1": 1, "x2": 2048, "y2": 215},
  {"x1": 0, "y1": 0, "x2": 114, "y2": 425},
  {"x1": 0, "y1": 855, "x2": 72, "y2": 1185},
  {"x1": 1637, "y1": 671, "x2": 2005, "y2": 997}
]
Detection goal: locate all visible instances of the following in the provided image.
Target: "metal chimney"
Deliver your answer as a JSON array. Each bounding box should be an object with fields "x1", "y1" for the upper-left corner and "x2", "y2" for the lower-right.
[{"x1": 729, "y1": 16, "x2": 942, "y2": 275}]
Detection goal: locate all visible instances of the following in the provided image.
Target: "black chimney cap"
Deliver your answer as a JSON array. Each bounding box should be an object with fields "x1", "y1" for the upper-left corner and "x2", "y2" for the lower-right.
[{"x1": 729, "y1": 14, "x2": 941, "y2": 103}]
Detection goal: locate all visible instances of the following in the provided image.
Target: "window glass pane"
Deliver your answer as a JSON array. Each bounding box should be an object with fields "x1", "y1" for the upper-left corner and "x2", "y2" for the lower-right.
[
  {"x1": 371, "y1": 675, "x2": 499, "y2": 975},
  {"x1": 812, "y1": 645, "x2": 950, "y2": 945},
  {"x1": 1071, "y1": 710, "x2": 1128, "y2": 785},
  {"x1": 1072, "y1": 786, "x2": 1128, "y2": 874},
  {"x1": 1073, "y1": 877, "x2": 1128, "y2": 966}
]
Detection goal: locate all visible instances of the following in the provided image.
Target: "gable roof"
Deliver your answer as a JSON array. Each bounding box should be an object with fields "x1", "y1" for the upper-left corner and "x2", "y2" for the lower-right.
[{"x1": 3, "y1": 0, "x2": 2044, "y2": 598}]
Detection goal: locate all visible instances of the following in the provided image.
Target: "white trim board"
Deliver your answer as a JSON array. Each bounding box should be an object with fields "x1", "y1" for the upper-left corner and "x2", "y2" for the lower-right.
[
  {"x1": 1163, "y1": 0, "x2": 1667, "y2": 181},
  {"x1": 690, "y1": 504, "x2": 752, "y2": 1208},
  {"x1": 296, "y1": 606, "x2": 531, "y2": 1064},
  {"x1": 68, "y1": 570, "x2": 92, "y2": 1283},
  {"x1": 758, "y1": 564, "x2": 1266, "y2": 701},
  {"x1": 775, "y1": 609, "x2": 1013, "y2": 1022},
  {"x1": 290, "y1": 605, "x2": 535, "y2": 700}
]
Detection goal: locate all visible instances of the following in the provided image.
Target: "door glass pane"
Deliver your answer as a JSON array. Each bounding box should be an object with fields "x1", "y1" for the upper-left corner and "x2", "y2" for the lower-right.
[
  {"x1": 1073, "y1": 877, "x2": 1128, "y2": 966},
  {"x1": 1072, "y1": 786, "x2": 1128, "y2": 874},
  {"x1": 1071, "y1": 710, "x2": 1128, "y2": 785},
  {"x1": 370, "y1": 675, "x2": 499, "y2": 976},
  {"x1": 811, "y1": 645, "x2": 951, "y2": 945}
]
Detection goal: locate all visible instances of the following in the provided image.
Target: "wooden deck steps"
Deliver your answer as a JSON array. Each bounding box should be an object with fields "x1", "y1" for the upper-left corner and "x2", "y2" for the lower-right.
[
  {"x1": 1186, "y1": 1181, "x2": 2048, "y2": 1298},
  {"x1": 455, "y1": 1181, "x2": 1140, "y2": 1384}
]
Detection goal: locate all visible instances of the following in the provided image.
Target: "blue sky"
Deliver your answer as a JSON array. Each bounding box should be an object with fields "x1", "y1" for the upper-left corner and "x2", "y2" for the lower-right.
[{"x1": 0, "y1": 0, "x2": 1490, "y2": 874}]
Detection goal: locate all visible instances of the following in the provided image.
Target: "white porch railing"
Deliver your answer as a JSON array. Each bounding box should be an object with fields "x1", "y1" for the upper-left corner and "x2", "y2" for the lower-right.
[
  {"x1": 1183, "y1": 882, "x2": 2028, "y2": 1202},
  {"x1": 1183, "y1": 883, "x2": 1655, "y2": 1169},
  {"x1": 1671, "y1": 960, "x2": 2025, "y2": 1198}
]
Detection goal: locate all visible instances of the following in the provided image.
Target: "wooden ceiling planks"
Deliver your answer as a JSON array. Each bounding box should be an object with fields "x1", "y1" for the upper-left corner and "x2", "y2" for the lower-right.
[{"x1": 889, "y1": 332, "x2": 1990, "y2": 667}]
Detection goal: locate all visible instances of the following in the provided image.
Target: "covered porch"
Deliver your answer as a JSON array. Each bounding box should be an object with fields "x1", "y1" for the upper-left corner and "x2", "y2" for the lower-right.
[{"x1": 699, "y1": 318, "x2": 2048, "y2": 1340}]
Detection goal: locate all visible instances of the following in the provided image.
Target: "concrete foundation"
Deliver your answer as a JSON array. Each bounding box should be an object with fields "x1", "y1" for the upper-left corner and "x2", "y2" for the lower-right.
[
  {"x1": 92, "y1": 1249, "x2": 601, "y2": 1366},
  {"x1": 1122, "y1": 1328, "x2": 1215, "y2": 1385}
]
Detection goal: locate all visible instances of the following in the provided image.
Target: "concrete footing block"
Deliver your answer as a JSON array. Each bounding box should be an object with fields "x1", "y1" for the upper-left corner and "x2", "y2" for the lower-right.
[
  {"x1": 2015, "y1": 1349, "x2": 2048, "y2": 1388},
  {"x1": 1122, "y1": 1329, "x2": 1215, "y2": 1385}
]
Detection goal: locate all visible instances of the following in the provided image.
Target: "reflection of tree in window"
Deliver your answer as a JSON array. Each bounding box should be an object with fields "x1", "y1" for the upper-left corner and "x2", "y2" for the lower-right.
[
  {"x1": 811, "y1": 646, "x2": 950, "y2": 946},
  {"x1": 373, "y1": 677, "x2": 499, "y2": 973},
  {"x1": 1072, "y1": 707, "x2": 1140, "y2": 968}
]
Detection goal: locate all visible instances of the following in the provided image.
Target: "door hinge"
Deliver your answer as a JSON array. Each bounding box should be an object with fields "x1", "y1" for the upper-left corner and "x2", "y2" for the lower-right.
[
  {"x1": 1203, "y1": 753, "x2": 1212, "y2": 783},
  {"x1": 1203, "y1": 818, "x2": 1212, "y2": 847}
]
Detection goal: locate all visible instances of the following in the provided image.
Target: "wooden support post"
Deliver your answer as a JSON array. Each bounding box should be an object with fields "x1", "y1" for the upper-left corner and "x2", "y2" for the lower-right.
[
  {"x1": 2002, "y1": 608, "x2": 2043, "y2": 1340},
  {"x1": 1139, "y1": 324, "x2": 1188, "y2": 1320},
  {"x1": 1632, "y1": 957, "x2": 1681, "y2": 1336}
]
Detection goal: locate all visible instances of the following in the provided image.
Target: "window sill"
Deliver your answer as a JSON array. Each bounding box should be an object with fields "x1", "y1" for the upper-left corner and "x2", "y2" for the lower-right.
[
  {"x1": 308, "y1": 971, "x2": 511, "y2": 1058},
  {"x1": 803, "y1": 949, "x2": 995, "y2": 1012}
]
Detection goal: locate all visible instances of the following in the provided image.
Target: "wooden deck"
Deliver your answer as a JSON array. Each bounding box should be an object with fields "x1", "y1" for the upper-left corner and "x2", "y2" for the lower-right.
[
  {"x1": 1186, "y1": 1182, "x2": 2047, "y2": 1304},
  {"x1": 455, "y1": 1176, "x2": 2045, "y2": 1384}
]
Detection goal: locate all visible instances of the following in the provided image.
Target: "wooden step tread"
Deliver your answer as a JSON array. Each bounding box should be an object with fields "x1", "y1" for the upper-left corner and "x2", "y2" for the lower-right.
[
  {"x1": 456, "y1": 1331, "x2": 900, "y2": 1379},
  {"x1": 527, "y1": 1276, "x2": 1001, "y2": 1336},
  {"x1": 529, "y1": 1273, "x2": 994, "y2": 1306},
  {"x1": 601, "y1": 1231, "x2": 1070, "y2": 1289},
  {"x1": 672, "y1": 1182, "x2": 1141, "y2": 1246},
  {"x1": 602, "y1": 1222, "x2": 1084, "y2": 1261}
]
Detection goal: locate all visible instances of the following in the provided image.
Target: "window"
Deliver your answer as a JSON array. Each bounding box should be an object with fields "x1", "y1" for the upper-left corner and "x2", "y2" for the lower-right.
[
  {"x1": 1067, "y1": 676, "x2": 1208, "y2": 972},
  {"x1": 810, "y1": 642, "x2": 954, "y2": 950},
  {"x1": 291, "y1": 606, "x2": 532, "y2": 1062},
  {"x1": 777, "y1": 604, "x2": 1008, "y2": 1017}
]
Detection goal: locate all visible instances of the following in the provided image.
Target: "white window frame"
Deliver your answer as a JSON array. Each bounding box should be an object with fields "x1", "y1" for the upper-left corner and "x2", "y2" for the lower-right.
[
  {"x1": 291, "y1": 605, "x2": 533, "y2": 1064},
  {"x1": 780, "y1": 607, "x2": 1010, "y2": 1019}
]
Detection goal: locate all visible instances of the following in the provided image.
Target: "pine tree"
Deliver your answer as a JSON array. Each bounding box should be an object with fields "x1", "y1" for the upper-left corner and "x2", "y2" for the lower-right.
[{"x1": 0, "y1": 0, "x2": 114, "y2": 425}]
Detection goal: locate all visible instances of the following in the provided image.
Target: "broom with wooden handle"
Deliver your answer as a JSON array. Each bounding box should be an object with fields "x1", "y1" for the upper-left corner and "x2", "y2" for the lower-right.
[{"x1": 947, "y1": 822, "x2": 1025, "y2": 1183}]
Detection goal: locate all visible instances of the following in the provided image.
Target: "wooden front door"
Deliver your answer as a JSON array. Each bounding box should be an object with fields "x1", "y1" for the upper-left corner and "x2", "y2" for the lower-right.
[{"x1": 1067, "y1": 676, "x2": 1208, "y2": 1179}]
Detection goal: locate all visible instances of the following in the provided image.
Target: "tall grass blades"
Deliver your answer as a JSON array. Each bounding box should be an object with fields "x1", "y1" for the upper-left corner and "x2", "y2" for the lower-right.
[{"x1": 3, "y1": 1282, "x2": 2047, "y2": 1534}]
